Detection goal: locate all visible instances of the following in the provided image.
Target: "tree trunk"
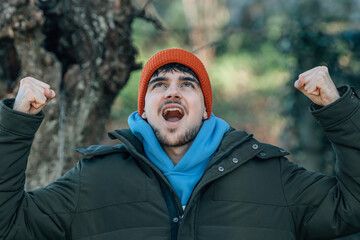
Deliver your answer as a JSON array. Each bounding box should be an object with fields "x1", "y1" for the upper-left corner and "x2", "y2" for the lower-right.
[{"x1": 0, "y1": 0, "x2": 140, "y2": 189}]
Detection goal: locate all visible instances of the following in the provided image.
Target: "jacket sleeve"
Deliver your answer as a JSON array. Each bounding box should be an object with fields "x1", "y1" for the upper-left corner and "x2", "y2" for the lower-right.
[
  {"x1": 0, "y1": 99, "x2": 80, "y2": 240},
  {"x1": 280, "y1": 86, "x2": 360, "y2": 239}
]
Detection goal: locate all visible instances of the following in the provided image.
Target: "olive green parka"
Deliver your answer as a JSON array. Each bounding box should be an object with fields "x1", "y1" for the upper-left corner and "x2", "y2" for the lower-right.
[{"x1": 0, "y1": 86, "x2": 359, "y2": 240}]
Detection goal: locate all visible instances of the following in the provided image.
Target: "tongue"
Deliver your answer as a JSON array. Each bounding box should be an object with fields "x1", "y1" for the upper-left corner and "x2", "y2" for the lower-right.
[
  {"x1": 164, "y1": 111, "x2": 183, "y2": 122},
  {"x1": 167, "y1": 116, "x2": 181, "y2": 122}
]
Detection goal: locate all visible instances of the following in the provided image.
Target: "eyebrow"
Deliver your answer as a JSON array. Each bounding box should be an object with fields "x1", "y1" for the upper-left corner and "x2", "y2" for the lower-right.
[
  {"x1": 148, "y1": 76, "x2": 167, "y2": 87},
  {"x1": 179, "y1": 76, "x2": 200, "y2": 85},
  {"x1": 148, "y1": 76, "x2": 200, "y2": 88}
]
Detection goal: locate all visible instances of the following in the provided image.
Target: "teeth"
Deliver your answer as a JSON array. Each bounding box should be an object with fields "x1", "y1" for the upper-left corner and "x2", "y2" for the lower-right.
[{"x1": 163, "y1": 108, "x2": 183, "y2": 115}]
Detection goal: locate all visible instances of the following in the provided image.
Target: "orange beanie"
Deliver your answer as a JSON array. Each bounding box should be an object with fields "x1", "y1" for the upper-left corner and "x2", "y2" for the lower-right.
[{"x1": 138, "y1": 48, "x2": 212, "y2": 120}]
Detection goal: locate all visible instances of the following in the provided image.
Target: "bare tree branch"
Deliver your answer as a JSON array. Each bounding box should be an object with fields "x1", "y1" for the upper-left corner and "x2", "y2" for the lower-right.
[
  {"x1": 133, "y1": 0, "x2": 165, "y2": 31},
  {"x1": 192, "y1": 28, "x2": 236, "y2": 53}
]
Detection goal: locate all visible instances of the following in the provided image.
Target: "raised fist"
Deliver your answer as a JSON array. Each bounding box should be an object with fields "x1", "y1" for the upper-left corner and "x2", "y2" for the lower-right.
[
  {"x1": 13, "y1": 77, "x2": 56, "y2": 115},
  {"x1": 294, "y1": 66, "x2": 340, "y2": 106}
]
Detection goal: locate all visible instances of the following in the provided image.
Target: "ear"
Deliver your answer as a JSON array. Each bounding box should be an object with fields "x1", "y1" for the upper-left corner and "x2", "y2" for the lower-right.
[
  {"x1": 141, "y1": 112, "x2": 147, "y2": 119},
  {"x1": 202, "y1": 110, "x2": 208, "y2": 120}
]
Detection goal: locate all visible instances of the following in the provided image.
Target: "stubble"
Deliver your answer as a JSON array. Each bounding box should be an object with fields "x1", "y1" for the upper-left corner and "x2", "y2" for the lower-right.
[{"x1": 153, "y1": 123, "x2": 203, "y2": 147}]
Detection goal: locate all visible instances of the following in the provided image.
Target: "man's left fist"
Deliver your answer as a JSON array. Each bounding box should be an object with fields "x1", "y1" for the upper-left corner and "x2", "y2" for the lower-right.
[{"x1": 294, "y1": 66, "x2": 340, "y2": 107}]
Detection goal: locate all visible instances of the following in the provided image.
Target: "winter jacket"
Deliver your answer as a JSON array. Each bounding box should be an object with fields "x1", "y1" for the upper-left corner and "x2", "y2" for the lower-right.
[{"x1": 0, "y1": 85, "x2": 359, "y2": 240}]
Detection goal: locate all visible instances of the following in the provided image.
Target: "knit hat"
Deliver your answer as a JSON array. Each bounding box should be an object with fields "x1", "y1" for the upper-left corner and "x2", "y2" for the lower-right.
[{"x1": 138, "y1": 48, "x2": 212, "y2": 120}]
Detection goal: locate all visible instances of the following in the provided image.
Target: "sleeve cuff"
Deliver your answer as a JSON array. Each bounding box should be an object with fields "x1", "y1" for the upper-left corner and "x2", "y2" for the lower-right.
[
  {"x1": 0, "y1": 99, "x2": 44, "y2": 136},
  {"x1": 310, "y1": 85, "x2": 360, "y2": 129}
]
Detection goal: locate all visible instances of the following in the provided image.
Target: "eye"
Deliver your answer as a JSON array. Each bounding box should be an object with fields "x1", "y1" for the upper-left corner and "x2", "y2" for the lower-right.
[
  {"x1": 182, "y1": 81, "x2": 194, "y2": 88},
  {"x1": 153, "y1": 82, "x2": 166, "y2": 88}
]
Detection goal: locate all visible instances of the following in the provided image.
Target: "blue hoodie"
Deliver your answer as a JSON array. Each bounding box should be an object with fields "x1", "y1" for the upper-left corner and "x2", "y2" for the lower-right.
[{"x1": 128, "y1": 112, "x2": 229, "y2": 206}]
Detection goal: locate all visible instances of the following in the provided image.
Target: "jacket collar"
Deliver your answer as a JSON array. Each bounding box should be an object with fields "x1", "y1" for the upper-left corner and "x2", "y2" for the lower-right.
[
  {"x1": 107, "y1": 128, "x2": 258, "y2": 164},
  {"x1": 108, "y1": 129, "x2": 144, "y2": 155},
  {"x1": 212, "y1": 128, "x2": 253, "y2": 161},
  {"x1": 107, "y1": 128, "x2": 255, "y2": 161},
  {"x1": 100, "y1": 128, "x2": 289, "y2": 165}
]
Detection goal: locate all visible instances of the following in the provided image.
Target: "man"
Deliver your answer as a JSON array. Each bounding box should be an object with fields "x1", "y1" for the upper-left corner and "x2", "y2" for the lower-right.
[{"x1": 0, "y1": 48, "x2": 359, "y2": 239}]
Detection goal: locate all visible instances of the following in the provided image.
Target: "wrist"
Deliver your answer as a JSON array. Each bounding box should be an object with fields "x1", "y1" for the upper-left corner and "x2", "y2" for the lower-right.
[
  {"x1": 0, "y1": 99, "x2": 44, "y2": 136},
  {"x1": 311, "y1": 86, "x2": 359, "y2": 129}
]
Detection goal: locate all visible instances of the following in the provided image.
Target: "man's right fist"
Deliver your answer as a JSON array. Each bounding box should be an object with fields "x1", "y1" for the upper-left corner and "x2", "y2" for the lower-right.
[{"x1": 13, "y1": 77, "x2": 56, "y2": 115}]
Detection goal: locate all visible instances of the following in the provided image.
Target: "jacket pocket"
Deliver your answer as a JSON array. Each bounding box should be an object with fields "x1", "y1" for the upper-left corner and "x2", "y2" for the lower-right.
[
  {"x1": 77, "y1": 154, "x2": 149, "y2": 211},
  {"x1": 211, "y1": 159, "x2": 287, "y2": 206}
]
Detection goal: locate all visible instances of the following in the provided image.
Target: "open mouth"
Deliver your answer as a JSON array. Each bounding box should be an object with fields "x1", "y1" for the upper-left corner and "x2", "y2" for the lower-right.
[{"x1": 162, "y1": 107, "x2": 184, "y2": 122}]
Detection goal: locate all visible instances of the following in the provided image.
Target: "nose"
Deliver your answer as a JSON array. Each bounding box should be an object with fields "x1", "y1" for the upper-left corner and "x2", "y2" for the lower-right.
[{"x1": 165, "y1": 83, "x2": 181, "y2": 100}]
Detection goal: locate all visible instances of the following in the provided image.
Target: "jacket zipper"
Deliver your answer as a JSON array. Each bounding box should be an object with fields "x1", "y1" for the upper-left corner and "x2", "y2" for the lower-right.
[
  {"x1": 110, "y1": 130, "x2": 258, "y2": 239},
  {"x1": 109, "y1": 130, "x2": 184, "y2": 238}
]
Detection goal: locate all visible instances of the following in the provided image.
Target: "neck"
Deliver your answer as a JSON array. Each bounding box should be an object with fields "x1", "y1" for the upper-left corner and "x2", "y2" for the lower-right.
[{"x1": 162, "y1": 142, "x2": 193, "y2": 165}]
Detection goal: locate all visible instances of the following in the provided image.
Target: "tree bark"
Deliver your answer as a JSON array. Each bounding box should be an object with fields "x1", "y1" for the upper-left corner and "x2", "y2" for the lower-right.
[{"x1": 0, "y1": 0, "x2": 140, "y2": 189}]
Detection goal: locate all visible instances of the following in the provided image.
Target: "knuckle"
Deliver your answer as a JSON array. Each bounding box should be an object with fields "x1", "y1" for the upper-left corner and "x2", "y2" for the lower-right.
[
  {"x1": 23, "y1": 82, "x2": 31, "y2": 88},
  {"x1": 20, "y1": 78, "x2": 28, "y2": 85},
  {"x1": 22, "y1": 77, "x2": 33, "y2": 82},
  {"x1": 20, "y1": 78, "x2": 33, "y2": 88},
  {"x1": 23, "y1": 88, "x2": 33, "y2": 96},
  {"x1": 38, "y1": 97, "x2": 46, "y2": 105},
  {"x1": 317, "y1": 74, "x2": 325, "y2": 81}
]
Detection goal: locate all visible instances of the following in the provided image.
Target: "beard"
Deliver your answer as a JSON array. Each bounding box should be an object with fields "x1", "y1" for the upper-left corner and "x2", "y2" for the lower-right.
[{"x1": 152, "y1": 122, "x2": 203, "y2": 147}]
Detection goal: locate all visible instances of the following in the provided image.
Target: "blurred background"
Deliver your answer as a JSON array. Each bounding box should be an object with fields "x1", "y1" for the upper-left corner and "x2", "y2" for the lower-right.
[
  {"x1": 111, "y1": 0, "x2": 360, "y2": 174},
  {"x1": 1, "y1": 0, "x2": 360, "y2": 238}
]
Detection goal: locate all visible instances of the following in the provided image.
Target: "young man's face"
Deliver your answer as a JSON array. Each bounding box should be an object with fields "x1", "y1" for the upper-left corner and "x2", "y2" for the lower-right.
[{"x1": 143, "y1": 70, "x2": 207, "y2": 147}]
